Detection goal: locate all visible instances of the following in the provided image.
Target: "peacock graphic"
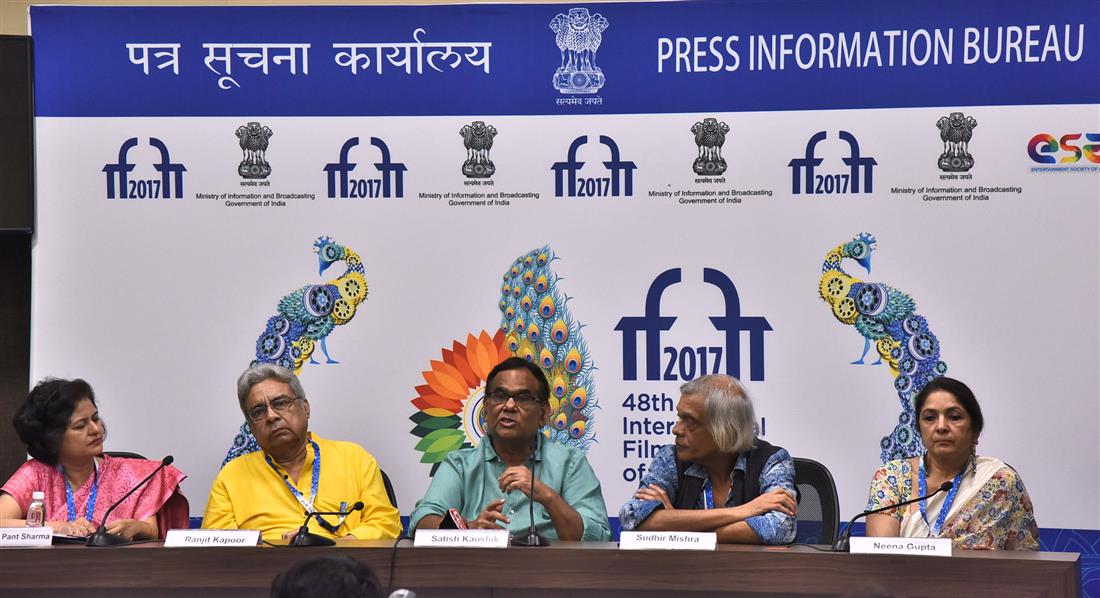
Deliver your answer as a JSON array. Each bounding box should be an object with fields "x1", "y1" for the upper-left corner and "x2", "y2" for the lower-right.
[
  {"x1": 222, "y1": 236, "x2": 368, "y2": 465},
  {"x1": 499, "y1": 246, "x2": 598, "y2": 449},
  {"x1": 407, "y1": 246, "x2": 599, "y2": 476},
  {"x1": 819, "y1": 233, "x2": 948, "y2": 462}
]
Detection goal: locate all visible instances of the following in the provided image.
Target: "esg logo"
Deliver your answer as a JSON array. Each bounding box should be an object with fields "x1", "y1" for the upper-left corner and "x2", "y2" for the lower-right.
[{"x1": 1028, "y1": 133, "x2": 1100, "y2": 164}]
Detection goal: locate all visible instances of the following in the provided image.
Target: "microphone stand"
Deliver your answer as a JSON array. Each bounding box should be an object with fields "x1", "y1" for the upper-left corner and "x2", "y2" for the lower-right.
[
  {"x1": 832, "y1": 481, "x2": 953, "y2": 552},
  {"x1": 510, "y1": 434, "x2": 550, "y2": 547},
  {"x1": 289, "y1": 502, "x2": 364, "y2": 547},
  {"x1": 87, "y1": 456, "x2": 174, "y2": 547}
]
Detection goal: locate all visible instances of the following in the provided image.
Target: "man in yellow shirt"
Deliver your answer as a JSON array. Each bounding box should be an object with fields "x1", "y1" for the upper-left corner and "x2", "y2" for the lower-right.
[{"x1": 202, "y1": 364, "x2": 400, "y2": 542}]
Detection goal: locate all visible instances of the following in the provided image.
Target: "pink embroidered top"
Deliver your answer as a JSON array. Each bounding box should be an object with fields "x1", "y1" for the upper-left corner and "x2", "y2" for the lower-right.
[{"x1": 1, "y1": 454, "x2": 186, "y2": 533}]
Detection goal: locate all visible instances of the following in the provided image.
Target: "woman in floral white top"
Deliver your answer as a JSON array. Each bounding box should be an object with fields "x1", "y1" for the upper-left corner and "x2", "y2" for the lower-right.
[{"x1": 865, "y1": 377, "x2": 1038, "y2": 550}]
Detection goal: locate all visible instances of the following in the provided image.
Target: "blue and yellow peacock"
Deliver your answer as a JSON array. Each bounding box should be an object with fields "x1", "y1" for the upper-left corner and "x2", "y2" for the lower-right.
[
  {"x1": 223, "y1": 236, "x2": 368, "y2": 465},
  {"x1": 819, "y1": 233, "x2": 948, "y2": 462},
  {"x1": 499, "y1": 246, "x2": 598, "y2": 449}
]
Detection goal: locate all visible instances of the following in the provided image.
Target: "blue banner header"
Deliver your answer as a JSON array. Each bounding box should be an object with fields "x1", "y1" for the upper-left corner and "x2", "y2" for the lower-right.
[{"x1": 30, "y1": 1, "x2": 1100, "y2": 117}]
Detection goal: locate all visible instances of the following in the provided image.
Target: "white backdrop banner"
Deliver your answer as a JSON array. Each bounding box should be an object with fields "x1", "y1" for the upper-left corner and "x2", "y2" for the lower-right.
[{"x1": 28, "y1": 3, "x2": 1100, "y2": 539}]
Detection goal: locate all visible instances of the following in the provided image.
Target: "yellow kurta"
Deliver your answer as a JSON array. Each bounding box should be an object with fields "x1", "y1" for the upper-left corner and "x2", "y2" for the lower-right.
[{"x1": 202, "y1": 433, "x2": 401, "y2": 541}]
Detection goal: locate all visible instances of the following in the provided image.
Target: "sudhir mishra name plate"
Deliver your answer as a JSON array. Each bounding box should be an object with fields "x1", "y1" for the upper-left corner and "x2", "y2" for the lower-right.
[
  {"x1": 619, "y1": 531, "x2": 718, "y2": 550},
  {"x1": 413, "y1": 529, "x2": 511, "y2": 548},
  {"x1": 163, "y1": 529, "x2": 261, "y2": 547},
  {"x1": 850, "y1": 536, "x2": 952, "y2": 557}
]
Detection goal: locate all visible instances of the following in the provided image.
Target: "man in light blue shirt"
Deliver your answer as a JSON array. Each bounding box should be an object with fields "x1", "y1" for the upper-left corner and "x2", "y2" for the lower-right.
[{"x1": 410, "y1": 357, "x2": 610, "y2": 541}]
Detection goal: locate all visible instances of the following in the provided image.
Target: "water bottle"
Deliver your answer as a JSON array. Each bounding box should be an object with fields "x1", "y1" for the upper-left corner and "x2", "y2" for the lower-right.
[{"x1": 26, "y1": 491, "x2": 46, "y2": 527}]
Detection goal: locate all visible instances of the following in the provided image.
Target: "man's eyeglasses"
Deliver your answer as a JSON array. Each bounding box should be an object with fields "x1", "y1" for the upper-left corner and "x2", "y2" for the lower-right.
[
  {"x1": 485, "y1": 389, "x2": 542, "y2": 408},
  {"x1": 246, "y1": 395, "x2": 302, "y2": 423}
]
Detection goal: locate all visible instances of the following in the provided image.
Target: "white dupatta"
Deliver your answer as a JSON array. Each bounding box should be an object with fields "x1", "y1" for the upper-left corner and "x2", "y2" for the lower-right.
[{"x1": 900, "y1": 456, "x2": 1003, "y2": 539}]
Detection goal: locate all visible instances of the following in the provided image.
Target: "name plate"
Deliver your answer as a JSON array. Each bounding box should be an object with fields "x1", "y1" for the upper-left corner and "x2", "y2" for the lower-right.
[
  {"x1": 413, "y1": 529, "x2": 510, "y2": 548},
  {"x1": 0, "y1": 527, "x2": 53, "y2": 547},
  {"x1": 619, "y1": 531, "x2": 717, "y2": 550},
  {"x1": 164, "y1": 529, "x2": 261, "y2": 547},
  {"x1": 850, "y1": 536, "x2": 952, "y2": 557}
]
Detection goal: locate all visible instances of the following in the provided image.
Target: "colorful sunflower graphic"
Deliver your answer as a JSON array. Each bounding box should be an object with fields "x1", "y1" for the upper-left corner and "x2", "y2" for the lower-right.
[
  {"x1": 410, "y1": 246, "x2": 598, "y2": 476},
  {"x1": 409, "y1": 330, "x2": 507, "y2": 474}
]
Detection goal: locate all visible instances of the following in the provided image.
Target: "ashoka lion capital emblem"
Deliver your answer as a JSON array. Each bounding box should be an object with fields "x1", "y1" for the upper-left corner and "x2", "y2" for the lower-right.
[
  {"x1": 936, "y1": 112, "x2": 977, "y2": 172},
  {"x1": 460, "y1": 121, "x2": 497, "y2": 178},
  {"x1": 692, "y1": 118, "x2": 730, "y2": 176},
  {"x1": 236, "y1": 121, "x2": 274, "y2": 179},
  {"x1": 550, "y1": 8, "x2": 608, "y2": 95}
]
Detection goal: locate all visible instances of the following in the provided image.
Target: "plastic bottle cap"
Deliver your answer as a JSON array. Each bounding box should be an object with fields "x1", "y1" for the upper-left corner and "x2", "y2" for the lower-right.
[{"x1": 31, "y1": 491, "x2": 45, "y2": 500}]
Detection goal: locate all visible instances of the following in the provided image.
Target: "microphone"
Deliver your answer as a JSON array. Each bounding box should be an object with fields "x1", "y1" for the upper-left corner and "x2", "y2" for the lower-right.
[
  {"x1": 437, "y1": 508, "x2": 468, "y2": 530},
  {"x1": 832, "y1": 480, "x2": 953, "y2": 552},
  {"x1": 510, "y1": 434, "x2": 550, "y2": 547},
  {"x1": 289, "y1": 501, "x2": 364, "y2": 547},
  {"x1": 87, "y1": 455, "x2": 174, "y2": 547}
]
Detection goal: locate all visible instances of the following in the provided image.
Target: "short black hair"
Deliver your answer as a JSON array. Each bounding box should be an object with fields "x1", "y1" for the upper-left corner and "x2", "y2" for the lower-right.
[
  {"x1": 13, "y1": 378, "x2": 98, "y2": 466},
  {"x1": 913, "y1": 376, "x2": 984, "y2": 436},
  {"x1": 485, "y1": 356, "x2": 550, "y2": 402},
  {"x1": 270, "y1": 556, "x2": 383, "y2": 598}
]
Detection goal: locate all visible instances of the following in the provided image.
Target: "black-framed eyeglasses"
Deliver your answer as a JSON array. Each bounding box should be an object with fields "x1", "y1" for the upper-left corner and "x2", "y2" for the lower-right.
[
  {"x1": 246, "y1": 395, "x2": 302, "y2": 423},
  {"x1": 485, "y1": 389, "x2": 542, "y2": 408}
]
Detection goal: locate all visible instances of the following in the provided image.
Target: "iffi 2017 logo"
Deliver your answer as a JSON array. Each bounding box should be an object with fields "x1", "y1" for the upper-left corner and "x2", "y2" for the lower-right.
[
  {"x1": 323, "y1": 137, "x2": 408, "y2": 199},
  {"x1": 552, "y1": 135, "x2": 636, "y2": 197},
  {"x1": 789, "y1": 131, "x2": 877, "y2": 195},
  {"x1": 103, "y1": 138, "x2": 187, "y2": 200},
  {"x1": 615, "y1": 268, "x2": 772, "y2": 382}
]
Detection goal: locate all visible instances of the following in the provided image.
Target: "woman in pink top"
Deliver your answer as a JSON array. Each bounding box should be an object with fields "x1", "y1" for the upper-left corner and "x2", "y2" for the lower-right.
[{"x1": 0, "y1": 378, "x2": 187, "y2": 539}]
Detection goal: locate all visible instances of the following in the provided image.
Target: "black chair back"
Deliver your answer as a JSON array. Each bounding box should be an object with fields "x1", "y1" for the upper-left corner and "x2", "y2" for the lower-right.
[
  {"x1": 104, "y1": 451, "x2": 147, "y2": 460},
  {"x1": 793, "y1": 457, "x2": 840, "y2": 545},
  {"x1": 380, "y1": 469, "x2": 397, "y2": 509}
]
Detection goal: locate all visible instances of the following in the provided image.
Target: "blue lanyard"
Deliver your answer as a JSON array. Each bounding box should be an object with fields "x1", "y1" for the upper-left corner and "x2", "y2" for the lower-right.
[
  {"x1": 60, "y1": 459, "x2": 99, "y2": 522},
  {"x1": 265, "y1": 437, "x2": 321, "y2": 514},
  {"x1": 918, "y1": 459, "x2": 965, "y2": 537},
  {"x1": 702, "y1": 478, "x2": 715, "y2": 510},
  {"x1": 315, "y1": 502, "x2": 350, "y2": 535}
]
